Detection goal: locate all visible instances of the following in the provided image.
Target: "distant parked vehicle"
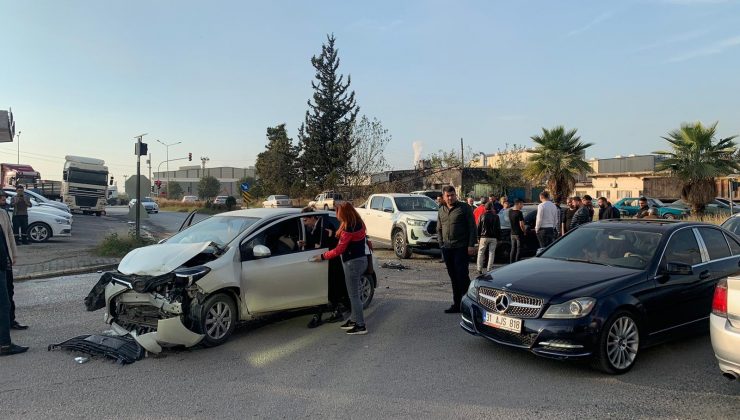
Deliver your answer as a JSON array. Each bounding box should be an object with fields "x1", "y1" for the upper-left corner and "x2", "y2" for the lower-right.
[
  {"x1": 129, "y1": 197, "x2": 159, "y2": 214},
  {"x1": 613, "y1": 197, "x2": 688, "y2": 219},
  {"x1": 309, "y1": 191, "x2": 344, "y2": 210},
  {"x1": 181, "y1": 195, "x2": 198, "y2": 203},
  {"x1": 668, "y1": 199, "x2": 737, "y2": 216},
  {"x1": 5, "y1": 190, "x2": 73, "y2": 221},
  {"x1": 4, "y1": 188, "x2": 71, "y2": 214},
  {"x1": 213, "y1": 196, "x2": 229, "y2": 205},
  {"x1": 262, "y1": 195, "x2": 292, "y2": 208},
  {"x1": 6, "y1": 204, "x2": 72, "y2": 243},
  {"x1": 721, "y1": 213, "x2": 740, "y2": 236}
]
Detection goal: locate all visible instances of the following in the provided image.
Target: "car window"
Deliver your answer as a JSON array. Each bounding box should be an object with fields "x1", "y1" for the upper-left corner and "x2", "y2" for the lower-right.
[
  {"x1": 267, "y1": 195, "x2": 274, "y2": 200},
  {"x1": 722, "y1": 217, "x2": 740, "y2": 237},
  {"x1": 723, "y1": 232, "x2": 740, "y2": 255},
  {"x1": 663, "y1": 229, "x2": 702, "y2": 266},
  {"x1": 382, "y1": 197, "x2": 394, "y2": 212},
  {"x1": 242, "y1": 217, "x2": 304, "y2": 260},
  {"x1": 370, "y1": 196, "x2": 384, "y2": 211},
  {"x1": 275, "y1": 195, "x2": 289, "y2": 200},
  {"x1": 168, "y1": 216, "x2": 259, "y2": 247},
  {"x1": 698, "y1": 228, "x2": 731, "y2": 260},
  {"x1": 394, "y1": 196, "x2": 438, "y2": 211}
]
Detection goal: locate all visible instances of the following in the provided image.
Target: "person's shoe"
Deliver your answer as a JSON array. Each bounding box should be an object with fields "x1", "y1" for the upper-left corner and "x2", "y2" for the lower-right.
[
  {"x1": 307, "y1": 314, "x2": 323, "y2": 329},
  {"x1": 444, "y1": 305, "x2": 461, "y2": 314},
  {"x1": 346, "y1": 325, "x2": 367, "y2": 335},
  {"x1": 10, "y1": 322, "x2": 28, "y2": 330},
  {"x1": 0, "y1": 343, "x2": 29, "y2": 356},
  {"x1": 340, "y1": 320, "x2": 357, "y2": 330},
  {"x1": 326, "y1": 310, "x2": 344, "y2": 323}
]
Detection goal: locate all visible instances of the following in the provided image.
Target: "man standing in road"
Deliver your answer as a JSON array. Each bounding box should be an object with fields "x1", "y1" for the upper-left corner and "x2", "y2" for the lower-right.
[
  {"x1": 438, "y1": 186, "x2": 476, "y2": 314},
  {"x1": 11, "y1": 185, "x2": 32, "y2": 245},
  {"x1": 598, "y1": 197, "x2": 621, "y2": 220},
  {"x1": 0, "y1": 190, "x2": 27, "y2": 356},
  {"x1": 509, "y1": 199, "x2": 526, "y2": 264},
  {"x1": 535, "y1": 191, "x2": 559, "y2": 248},
  {"x1": 569, "y1": 196, "x2": 591, "y2": 230},
  {"x1": 473, "y1": 196, "x2": 488, "y2": 225},
  {"x1": 0, "y1": 193, "x2": 27, "y2": 331},
  {"x1": 635, "y1": 197, "x2": 651, "y2": 219},
  {"x1": 582, "y1": 194, "x2": 595, "y2": 221},
  {"x1": 560, "y1": 197, "x2": 577, "y2": 236},
  {"x1": 490, "y1": 195, "x2": 503, "y2": 214},
  {"x1": 476, "y1": 202, "x2": 500, "y2": 275}
]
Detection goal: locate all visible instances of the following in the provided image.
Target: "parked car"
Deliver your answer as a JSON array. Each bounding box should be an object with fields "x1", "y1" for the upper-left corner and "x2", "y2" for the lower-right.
[
  {"x1": 668, "y1": 199, "x2": 737, "y2": 216},
  {"x1": 213, "y1": 196, "x2": 229, "y2": 205},
  {"x1": 461, "y1": 219, "x2": 740, "y2": 374},
  {"x1": 181, "y1": 195, "x2": 198, "y2": 203},
  {"x1": 7, "y1": 205, "x2": 72, "y2": 242},
  {"x1": 357, "y1": 193, "x2": 438, "y2": 259},
  {"x1": 262, "y1": 195, "x2": 292, "y2": 208},
  {"x1": 99, "y1": 208, "x2": 379, "y2": 353},
  {"x1": 715, "y1": 197, "x2": 740, "y2": 210},
  {"x1": 613, "y1": 197, "x2": 688, "y2": 219},
  {"x1": 309, "y1": 191, "x2": 344, "y2": 211},
  {"x1": 721, "y1": 213, "x2": 740, "y2": 236},
  {"x1": 710, "y1": 274, "x2": 740, "y2": 381},
  {"x1": 129, "y1": 197, "x2": 159, "y2": 213},
  {"x1": 5, "y1": 190, "x2": 73, "y2": 221},
  {"x1": 4, "y1": 188, "x2": 71, "y2": 213}
]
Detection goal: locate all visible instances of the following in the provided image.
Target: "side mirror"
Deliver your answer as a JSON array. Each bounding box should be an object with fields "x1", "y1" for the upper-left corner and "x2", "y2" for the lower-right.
[
  {"x1": 253, "y1": 245, "x2": 272, "y2": 259},
  {"x1": 383, "y1": 208, "x2": 393, "y2": 213},
  {"x1": 535, "y1": 247, "x2": 546, "y2": 257},
  {"x1": 664, "y1": 262, "x2": 693, "y2": 276}
]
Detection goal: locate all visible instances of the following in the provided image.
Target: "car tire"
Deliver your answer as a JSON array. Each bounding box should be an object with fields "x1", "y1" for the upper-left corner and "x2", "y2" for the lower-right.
[
  {"x1": 193, "y1": 293, "x2": 238, "y2": 348},
  {"x1": 663, "y1": 213, "x2": 676, "y2": 220},
  {"x1": 28, "y1": 222, "x2": 51, "y2": 243},
  {"x1": 360, "y1": 274, "x2": 375, "y2": 309},
  {"x1": 95, "y1": 211, "x2": 102, "y2": 217},
  {"x1": 324, "y1": 204, "x2": 329, "y2": 211},
  {"x1": 393, "y1": 229, "x2": 413, "y2": 259},
  {"x1": 592, "y1": 310, "x2": 641, "y2": 374}
]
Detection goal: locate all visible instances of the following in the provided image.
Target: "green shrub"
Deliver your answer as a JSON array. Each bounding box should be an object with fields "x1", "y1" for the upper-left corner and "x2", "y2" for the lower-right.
[{"x1": 96, "y1": 232, "x2": 156, "y2": 257}]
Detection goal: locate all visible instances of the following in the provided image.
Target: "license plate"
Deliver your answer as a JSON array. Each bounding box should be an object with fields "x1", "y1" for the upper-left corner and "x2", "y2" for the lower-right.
[{"x1": 483, "y1": 311, "x2": 522, "y2": 333}]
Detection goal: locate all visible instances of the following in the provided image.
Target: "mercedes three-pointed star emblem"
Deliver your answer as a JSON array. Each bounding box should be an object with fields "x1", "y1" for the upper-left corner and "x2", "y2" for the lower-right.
[{"x1": 494, "y1": 293, "x2": 510, "y2": 313}]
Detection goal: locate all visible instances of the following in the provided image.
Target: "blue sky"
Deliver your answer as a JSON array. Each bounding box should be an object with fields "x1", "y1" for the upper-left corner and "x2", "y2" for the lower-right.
[{"x1": 2, "y1": 0, "x2": 740, "y2": 184}]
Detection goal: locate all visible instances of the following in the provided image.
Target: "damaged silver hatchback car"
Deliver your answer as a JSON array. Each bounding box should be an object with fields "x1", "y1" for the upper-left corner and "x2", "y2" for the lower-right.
[{"x1": 96, "y1": 208, "x2": 378, "y2": 353}]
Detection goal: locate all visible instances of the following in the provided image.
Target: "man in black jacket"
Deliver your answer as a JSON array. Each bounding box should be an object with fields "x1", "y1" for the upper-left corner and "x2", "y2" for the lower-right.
[
  {"x1": 569, "y1": 196, "x2": 591, "y2": 230},
  {"x1": 438, "y1": 186, "x2": 476, "y2": 314},
  {"x1": 597, "y1": 197, "x2": 621, "y2": 220},
  {"x1": 476, "y1": 202, "x2": 501, "y2": 274}
]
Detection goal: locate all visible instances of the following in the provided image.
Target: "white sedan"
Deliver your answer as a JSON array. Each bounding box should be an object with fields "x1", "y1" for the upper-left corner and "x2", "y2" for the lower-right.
[
  {"x1": 262, "y1": 195, "x2": 292, "y2": 208},
  {"x1": 5, "y1": 190, "x2": 73, "y2": 222},
  {"x1": 129, "y1": 197, "x2": 159, "y2": 213},
  {"x1": 711, "y1": 275, "x2": 740, "y2": 381},
  {"x1": 7, "y1": 206, "x2": 72, "y2": 242}
]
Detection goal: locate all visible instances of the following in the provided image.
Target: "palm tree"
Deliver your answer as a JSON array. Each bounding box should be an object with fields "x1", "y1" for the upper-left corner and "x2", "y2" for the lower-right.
[
  {"x1": 524, "y1": 126, "x2": 593, "y2": 201},
  {"x1": 654, "y1": 121, "x2": 739, "y2": 216}
]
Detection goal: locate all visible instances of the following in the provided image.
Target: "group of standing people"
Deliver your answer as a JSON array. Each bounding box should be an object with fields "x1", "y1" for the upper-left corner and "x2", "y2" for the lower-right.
[
  {"x1": 537, "y1": 192, "x2": 621, "y2": 248},
  {"x1": 0, "y1": 187, "x2": 32, "y2": 357}
]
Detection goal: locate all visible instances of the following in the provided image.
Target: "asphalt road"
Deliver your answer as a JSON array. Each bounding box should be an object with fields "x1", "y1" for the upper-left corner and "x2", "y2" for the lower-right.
[
  {"x1": 1, "y1": 253, "x2": 738, "y2": 419},
  {"x1": 104, "y1": 206, "x2": 209, "y2": 237}
]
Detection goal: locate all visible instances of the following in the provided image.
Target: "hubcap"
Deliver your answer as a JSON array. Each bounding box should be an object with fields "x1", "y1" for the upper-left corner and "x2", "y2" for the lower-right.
[
  {"x1": 30, "y1": 225, "x2": 48, "y2": 242},
  {"x1": 394, "y1": 234, "x2": 405, "y2": 255},
  {"x1": 205, "y1": 301, "x2": 232, "y2": 340},
  {"x1": 606, "y1": 316, "x2": 639, "y2": 370},
  {"x1": 360, "y1": 276, "x2": 372, "y2": 304}
]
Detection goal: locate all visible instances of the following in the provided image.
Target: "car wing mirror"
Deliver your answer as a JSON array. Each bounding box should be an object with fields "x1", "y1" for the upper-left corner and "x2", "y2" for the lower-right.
[
  {"x1": 664, "y1": 262, "x2": 693, "y2": 276},
  {"x1": 253, "y1": 245, "x2": 272, "y2": 259},
  {"x1": 383, "y1": 208, "x2": 393, "y2": 213},
  {"x1": 535, "y1": 247, "x2": 546, "y2": 257}
]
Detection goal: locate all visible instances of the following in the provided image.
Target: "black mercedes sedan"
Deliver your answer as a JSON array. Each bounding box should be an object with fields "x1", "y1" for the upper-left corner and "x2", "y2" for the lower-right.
[{"x1": 461, "y1": 219, "x2": 740, "y2": 374}]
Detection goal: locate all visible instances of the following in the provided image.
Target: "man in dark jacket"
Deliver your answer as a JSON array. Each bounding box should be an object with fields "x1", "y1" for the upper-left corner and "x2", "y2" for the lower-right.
[
  {"x1": 0, "y1": 193, "x2": 26, "y2": 331},
  {"x1": 476, "y1": 202, "x2": 501, "y2": 274},
  {"x1": 561, "y1": 197, "x2": 577, "y2": 236},
  {"x1": 11, "y1": 186, "x2": 32, "y2": 245},
  {"x1": 582, "y1": 194, "x2": 595, "y2": 221},
  {"x1": 569, "y1": 196, "x2": 591, "y2": 230},
  {"x1": 438, "y1": 186, "x2": 476, "y2": 314},
  {"x1": 635, "y1": 197, "x2": 651, "y2": 219},
  {"x1": 597, "y1": 197, "x2": 621, "y2": 220}
]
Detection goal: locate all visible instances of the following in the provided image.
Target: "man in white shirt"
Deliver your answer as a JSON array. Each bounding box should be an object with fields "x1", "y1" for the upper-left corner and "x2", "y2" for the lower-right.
[{"x1": 535, "y1": 191, "x2": 559, "y2": 248}]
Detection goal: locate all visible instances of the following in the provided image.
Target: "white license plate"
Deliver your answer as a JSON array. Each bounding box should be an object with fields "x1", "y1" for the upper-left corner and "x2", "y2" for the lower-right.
[{"x1": 483, "y1": 311, "x2": 522, "y2": 333}]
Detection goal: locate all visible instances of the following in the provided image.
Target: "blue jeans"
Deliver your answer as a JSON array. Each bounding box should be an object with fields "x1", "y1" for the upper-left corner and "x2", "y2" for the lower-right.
[
  {"x1": 343, "y1": 257, "x2": 368, "y2": 327},
  {"x1": 0, "y1": 270, "x2": 10, "y2": 346}
]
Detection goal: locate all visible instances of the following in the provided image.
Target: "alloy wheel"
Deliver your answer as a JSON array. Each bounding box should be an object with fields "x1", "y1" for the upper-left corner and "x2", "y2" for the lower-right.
[
  {"x1": 606, "y1": 316, "x2": 639, "y2": 370},
  {"x1": 360, "y1": 276, "x2": 371, "y2": 303},
  {"x1": 29, "y1": 224, "x2": 50, "y2": 242},
  {"x1": 205, "y1": 302, "x2": 232, "y2": 340}
]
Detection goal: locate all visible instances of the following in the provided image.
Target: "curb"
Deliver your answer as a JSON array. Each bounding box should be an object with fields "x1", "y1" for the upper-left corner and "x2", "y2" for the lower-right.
[{"x1": 15, "y1": 263, "x2": 120, "y2": 281}]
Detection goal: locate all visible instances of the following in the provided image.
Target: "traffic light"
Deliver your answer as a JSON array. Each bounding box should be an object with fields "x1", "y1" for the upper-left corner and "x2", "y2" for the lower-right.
[
  {"x1": 155, "y1": 180, "x2": 162, "y2": 188},
  {"x1": 151, "y1": 186, "x2": 154, "y2": 193},
  {"x1": 188, "y1": 152, "x2": 192, "y2": 161}
]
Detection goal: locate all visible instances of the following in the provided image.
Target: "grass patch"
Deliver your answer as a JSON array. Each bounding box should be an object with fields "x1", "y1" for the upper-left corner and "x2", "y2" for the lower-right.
[{"x1": 96, "y1": 232, "x2": 156, "y2": 257}]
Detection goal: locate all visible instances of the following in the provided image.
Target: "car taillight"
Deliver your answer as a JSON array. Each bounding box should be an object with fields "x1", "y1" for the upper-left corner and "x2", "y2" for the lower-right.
[{"x1": 712, "y1": 278, "x2": 728, "y2": 317}]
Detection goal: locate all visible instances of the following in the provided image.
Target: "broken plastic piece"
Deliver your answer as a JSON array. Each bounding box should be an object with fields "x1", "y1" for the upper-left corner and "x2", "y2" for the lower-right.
[
  {"x1": 74, "y1": 356, "x2": 89, "y2": 364},
  {"x1": 49, "y1": 334, "x2": 144, "y2": 365}
]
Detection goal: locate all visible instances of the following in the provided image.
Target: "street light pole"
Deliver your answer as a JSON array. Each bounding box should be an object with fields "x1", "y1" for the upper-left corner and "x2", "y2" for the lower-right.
[
  {"x1": 134, "y1": 133, "x2": 148, "y2": 239},
  {"x1": 16, "y1": 131, "x2": 21, "y2": 164},
  {"x1": 156, "y1": 139, "x2": 181, "y2": 198}
]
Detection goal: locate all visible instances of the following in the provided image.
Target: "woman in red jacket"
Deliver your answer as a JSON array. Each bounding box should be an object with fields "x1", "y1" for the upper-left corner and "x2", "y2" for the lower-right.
[{"x1": 310, "y1": 202, "x2": 369, "y2": 335}]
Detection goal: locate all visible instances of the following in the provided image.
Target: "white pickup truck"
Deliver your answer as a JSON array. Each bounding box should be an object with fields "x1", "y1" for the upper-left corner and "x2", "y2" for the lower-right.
[
  {"x1": 309, "y1": 191, "x2": 345, "y2": 210},
  {"x1": 357, "y1": 193, "x2": 439, "y2": 259}
]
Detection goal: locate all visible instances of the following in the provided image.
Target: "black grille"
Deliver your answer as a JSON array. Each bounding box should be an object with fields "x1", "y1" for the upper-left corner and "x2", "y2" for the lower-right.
[
  {"x1": 478, "y1": 287, "x2": 543, "y2": 319},
  {"x1": 426, "y1": 221, "x2": 437, "y2": 235},
  {"x1": 481, "y1": 325, "x2": 537, "y2": 347},
  {"x1": 76, "y1": 196, "x2": 98, "y2": 207}
]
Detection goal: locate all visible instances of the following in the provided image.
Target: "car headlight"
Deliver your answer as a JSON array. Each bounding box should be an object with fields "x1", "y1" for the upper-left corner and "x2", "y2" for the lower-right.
[
  {"x1": 54, "y1": 218, "x2": 69, "y2": 224},
  {"x1": 543, "y1": 298, "x2": 596, "y2": 319},
  {"x1": 467, "y1": 280, "x2": 478, "y2": 300},
  {"x1": 173, "y1": 266, "x2": 211, "y2": 286},
  {"x1": 406, "y1": 218, "x2": 426, "y2": 226}
]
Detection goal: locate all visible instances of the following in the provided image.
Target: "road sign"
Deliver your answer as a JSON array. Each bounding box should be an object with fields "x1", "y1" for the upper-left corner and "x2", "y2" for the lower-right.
[
  {"x1": 240, "y1": 182, "x2": 250, "y2": 192},
  {"x1": 241, "y1": 191, "x2": 252, "y2": 203}
]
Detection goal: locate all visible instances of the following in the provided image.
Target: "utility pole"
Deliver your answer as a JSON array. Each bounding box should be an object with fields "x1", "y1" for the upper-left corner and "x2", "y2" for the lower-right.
[
  {"x1": 16, "y1": 131, "x2": 21, "y2": 164},
  {"x1": 200, "y1": 156, "x2": 209, "y2": 171},
  {"x1": 460, "y1": 137, "x2": 464, "y2": 196},
  {"x1": 156, "y1": 139, "x2": 181, "y2": 198},
  {"x1": 134, "y1": 133, "x2": 148, "y2": 239},
  {"x1": 147, "y1": 153, "x2": 152, "y2": 187}
]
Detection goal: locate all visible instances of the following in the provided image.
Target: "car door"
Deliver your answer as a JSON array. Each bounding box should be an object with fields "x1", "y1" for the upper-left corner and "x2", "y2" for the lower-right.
[
  {"x1": 364, "y1": 196, "x2": 386, "y2": 239},
  {"x1": 239, "y1": 215, "x2": 328, "y2": 313},
  {"x1": 644, "y1": 227, "x2": 705, "y2": 334},
  {"x1": 695, "y1": 227, "x2": 740, "y2": 317},
  {"x1": 378, "y1": 197, "x2": 396, "y2": 237}
]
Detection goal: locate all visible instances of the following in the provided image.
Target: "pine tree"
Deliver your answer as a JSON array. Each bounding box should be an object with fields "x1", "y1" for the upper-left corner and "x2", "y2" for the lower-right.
[
  {"x1": 255, "y1": 124, "x2": 299, "y2": 194},
  {"x1": 298, "y1": 34, "x2": 359, "y2": 190}
]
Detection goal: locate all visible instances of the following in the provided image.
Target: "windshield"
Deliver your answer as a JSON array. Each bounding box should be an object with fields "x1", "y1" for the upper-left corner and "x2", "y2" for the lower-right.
[
  {"x1": 275, "y1": 195, "x2": 289, "y2": 200},
  {"x1": 651, "y1": 198, "x2": 666, "y2": 207},
  {"x1": 67, "y1": 168, "x2": 108, "y2": 186},
  {"x1": 394, "y1": 196, "x2": 439, "y2": 212},
  {"x1": 166, "y1": 216, "x2": 259, "y2": 247},
  {"x1": 540, "y1": 226, "x2": 663, "y2": 270},
  {"x1": 722, "y1": 217, "x2": 740, "y2": 236},
  {"x1": 142, "y1": 197, "x2": 154, "y2": 202}
]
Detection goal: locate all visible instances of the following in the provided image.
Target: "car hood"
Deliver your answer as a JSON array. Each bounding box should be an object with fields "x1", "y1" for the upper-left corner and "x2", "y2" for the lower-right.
[
  {"x1": 402, "y1": 211, "x2": 438, "y2": 221},
  {"x1": 480, "y1": 257, "x2": 640, "y2": 301},
  {"x1": 118, "y1": 242, "x2": 211, "y2": 276}
]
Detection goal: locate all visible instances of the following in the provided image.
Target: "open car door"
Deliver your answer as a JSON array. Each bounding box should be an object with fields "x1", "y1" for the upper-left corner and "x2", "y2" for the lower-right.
[{"x1": 178, "y1": 210, "x2": 198, "y2": 232}]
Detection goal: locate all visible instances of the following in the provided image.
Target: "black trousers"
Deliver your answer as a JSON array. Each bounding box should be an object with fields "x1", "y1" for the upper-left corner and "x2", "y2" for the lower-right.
[
  {"x1": 510, "y1": 234, "x2": 522, "y2": 264},
  {"x1": 12, "y1": 215, "x2": 29, "y2": 244},
  {"x1": 536, "y1": 228, "x2": 556, "y2": 248},
  {"x1": 5, "y1": 268, "x2": 15, "y2": 324},
  {"x1": 442, "y1": 247, "x2": 471, "y2": 308}
]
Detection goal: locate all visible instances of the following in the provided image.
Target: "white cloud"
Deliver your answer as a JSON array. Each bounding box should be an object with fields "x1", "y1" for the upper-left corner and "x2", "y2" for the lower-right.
[
  {"x1": 567, "y1": 12, "x2": 614, "y2": 37},
  {"x1": 667, "y1": 34, "x2": 740, "y2": 62}
]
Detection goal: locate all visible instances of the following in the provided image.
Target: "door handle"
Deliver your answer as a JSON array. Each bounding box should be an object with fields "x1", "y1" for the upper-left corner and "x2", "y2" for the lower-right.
[{"x1": 699, "y1": 270, "x2": 710, "y2": 280}]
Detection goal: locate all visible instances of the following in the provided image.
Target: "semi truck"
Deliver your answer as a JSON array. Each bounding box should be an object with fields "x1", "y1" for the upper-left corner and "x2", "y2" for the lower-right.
[
  {"x1": 62, "y1": 155, "x2": 109, "y2": 216},
  {"x1": 1, "y1": 163, "x2": 40, "y2": 189}
]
